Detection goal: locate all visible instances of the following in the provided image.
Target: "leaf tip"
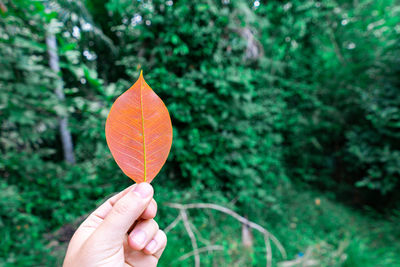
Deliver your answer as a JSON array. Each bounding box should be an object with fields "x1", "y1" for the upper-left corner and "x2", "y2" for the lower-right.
[{"x1": 139, "y1": 70, "x2": 143, "y2": 79}]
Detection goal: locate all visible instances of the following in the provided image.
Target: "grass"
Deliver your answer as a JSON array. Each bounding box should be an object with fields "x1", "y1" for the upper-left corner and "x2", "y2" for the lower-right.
[
  {"x1": 2, "y1": 181, "x2": 398, "y2": 266},
  {"x1": 156, "y1": 183, "x2": 400, "y2": 267}
]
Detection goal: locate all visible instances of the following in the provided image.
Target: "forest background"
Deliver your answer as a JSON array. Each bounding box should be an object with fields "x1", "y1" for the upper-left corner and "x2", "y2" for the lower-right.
[{"x1": 1, "y1": 0, "x2": 399, "y2": 266}]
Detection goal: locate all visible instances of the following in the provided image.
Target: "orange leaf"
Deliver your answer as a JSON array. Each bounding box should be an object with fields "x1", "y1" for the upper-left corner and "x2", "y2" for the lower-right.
[{"x1": 105, "y1": 71, "x2": 173, "y2": 183}]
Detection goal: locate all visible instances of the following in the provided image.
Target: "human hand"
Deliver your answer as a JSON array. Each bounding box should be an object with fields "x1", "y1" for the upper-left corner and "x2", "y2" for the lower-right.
[{"x1": 63, "y1": 183, "x2": 167, "y2": 267}]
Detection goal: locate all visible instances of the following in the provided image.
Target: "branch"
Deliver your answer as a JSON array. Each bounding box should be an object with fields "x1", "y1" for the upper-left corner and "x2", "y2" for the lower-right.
[
  {"x1": 190, "y1": 221, "x2": 211, "y2": 245},
  {"x1": 180, "y1": 209, "x2": 200, "y2": 267},
  {"x1": 264, "y1": 234, "x2": 272, "y2": 267},
  {"x1": 166, "y1": 203, "x2": 287, "y2": 260},
  {"x1": 326, "y1": 15, "x2": 346, "y2": 66},
  {"x1": 164, "y1": 213, "x2": 182, "y2": 233},
  {"x1": 178, "y1": 245, "x2": 224, "y2": 262},
  {"x1": 328, "y1": 28, "x2": 346, "y2": 66}
]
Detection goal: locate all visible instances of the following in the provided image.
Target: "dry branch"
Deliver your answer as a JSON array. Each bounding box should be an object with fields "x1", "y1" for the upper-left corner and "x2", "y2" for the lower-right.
[
  {"x1": 178, "y1": 245, "x2": 224, "y2": 261},
  {"x1": 165, "y1": 213, "x2": 182, "y2": 233},
  {"x1": 264, "y1": 234, "x2": 272, "y2": 267},
  {"x1": 180, "y1": 209, "x2": 200, "y2": 267},
  {"x1": 165, "y1": 202, "x2": 287, "y2": 267}
]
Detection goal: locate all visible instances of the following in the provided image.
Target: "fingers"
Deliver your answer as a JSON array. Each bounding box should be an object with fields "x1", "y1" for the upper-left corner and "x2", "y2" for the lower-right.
[
  {"x1": 141, "y1": 199, "x2": 157, "y2": 220},
  {"x1": 144, "y1": 230, "x2": 167, "y2": 258},
  {"x1": 84, "y1": 185, "x2": 136, "y2": 226},
  {"x1": 124, "y1": 230, "x2": 167, "y2": 267},
  {"x1": 128, "y1": 219, "x2": 167, "y2": 258},
  {"x1": 94, "y1": 183, "x2": 154, "y2": 242},
  {"x1": 128, "y1": 219, "x2": 159, "y2": 250},
  {"x1": 64, "y1": 184, "x2": 137, "y2": 258},
  {"x1": 83, "y1": 184, "x2": 157, "y2": 230},
  {"x1": 90, "y1": 188, "x2": 157, "y2": 226}
]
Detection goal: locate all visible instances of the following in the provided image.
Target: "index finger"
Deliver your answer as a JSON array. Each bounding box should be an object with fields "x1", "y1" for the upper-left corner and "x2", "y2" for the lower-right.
[
  {"x1": 82, "y1": 184, "x2": 157, "y2": 229},
  {"x1": 93, "y1": 183, "x2": 154, "y2": 242}
]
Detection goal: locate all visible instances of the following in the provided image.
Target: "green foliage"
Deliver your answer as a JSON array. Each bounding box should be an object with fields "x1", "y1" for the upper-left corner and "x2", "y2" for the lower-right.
[
  {"x1": 104, "y1": 0, "x2": 288, "y2": 211},
  {"x1": 265, "y1": 0, "x2": 400, "y2": 195},
  {"x1": 1, "y1": 0, "x2": 399, "y2": 266},
  {"x1": 104, "y1": 1, "x2": 285, "y2": 207}
]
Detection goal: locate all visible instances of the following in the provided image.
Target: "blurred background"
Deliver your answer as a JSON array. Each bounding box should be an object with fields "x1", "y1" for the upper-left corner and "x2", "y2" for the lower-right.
[{"x1": 1, "y1": 0, "x2": 399, "y2": 266}]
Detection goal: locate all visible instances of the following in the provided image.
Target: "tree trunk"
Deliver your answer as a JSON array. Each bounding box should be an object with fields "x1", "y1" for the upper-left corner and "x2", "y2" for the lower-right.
[{"x1": 46, "y1": 34, "x2": 75, "y2": 164}]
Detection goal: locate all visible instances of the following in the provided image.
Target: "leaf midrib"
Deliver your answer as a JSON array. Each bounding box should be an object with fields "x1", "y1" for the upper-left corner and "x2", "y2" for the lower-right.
[{"x1": 139, "y1": 71, "x2": 147, "y2": 182}]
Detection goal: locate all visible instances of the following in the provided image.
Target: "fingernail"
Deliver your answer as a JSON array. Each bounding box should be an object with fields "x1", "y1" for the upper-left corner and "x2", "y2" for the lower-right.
[
  {"x1": 131, "y1": 229, "x2": 146, "y2": 245},
  {"x1": 132, "y1": 183, "x2": 153, "y2": 198},
  {"x1": 145, "y1": 239, "x2": 157, "y2": 253}
]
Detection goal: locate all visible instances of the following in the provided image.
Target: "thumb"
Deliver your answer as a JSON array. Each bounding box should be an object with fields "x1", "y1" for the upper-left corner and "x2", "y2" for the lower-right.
[{"x1": 93, "y1": 182, "x2": 154, "y2": 242}]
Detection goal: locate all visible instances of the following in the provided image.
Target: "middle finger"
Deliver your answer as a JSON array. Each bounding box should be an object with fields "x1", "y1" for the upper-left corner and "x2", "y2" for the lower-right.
[{"x1": 128, "y1": 219, "x2": 159, "y2": 250}]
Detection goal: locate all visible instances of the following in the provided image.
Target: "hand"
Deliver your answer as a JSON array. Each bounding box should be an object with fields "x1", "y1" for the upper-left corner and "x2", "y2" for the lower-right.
[{"x1": 63, "y1": 183, "x2": 167, "y2": 267}]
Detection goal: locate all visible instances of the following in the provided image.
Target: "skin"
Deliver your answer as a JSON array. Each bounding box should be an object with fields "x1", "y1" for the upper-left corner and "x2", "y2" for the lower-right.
[{"x1": 63, "y1": 183, "x2": 167, "y2": 267}]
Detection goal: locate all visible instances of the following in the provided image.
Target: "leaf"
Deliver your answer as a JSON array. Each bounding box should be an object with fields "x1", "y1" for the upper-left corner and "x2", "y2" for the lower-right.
[{"x1": 105, "y1": 71, "x2": 173, "y2": 183}]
